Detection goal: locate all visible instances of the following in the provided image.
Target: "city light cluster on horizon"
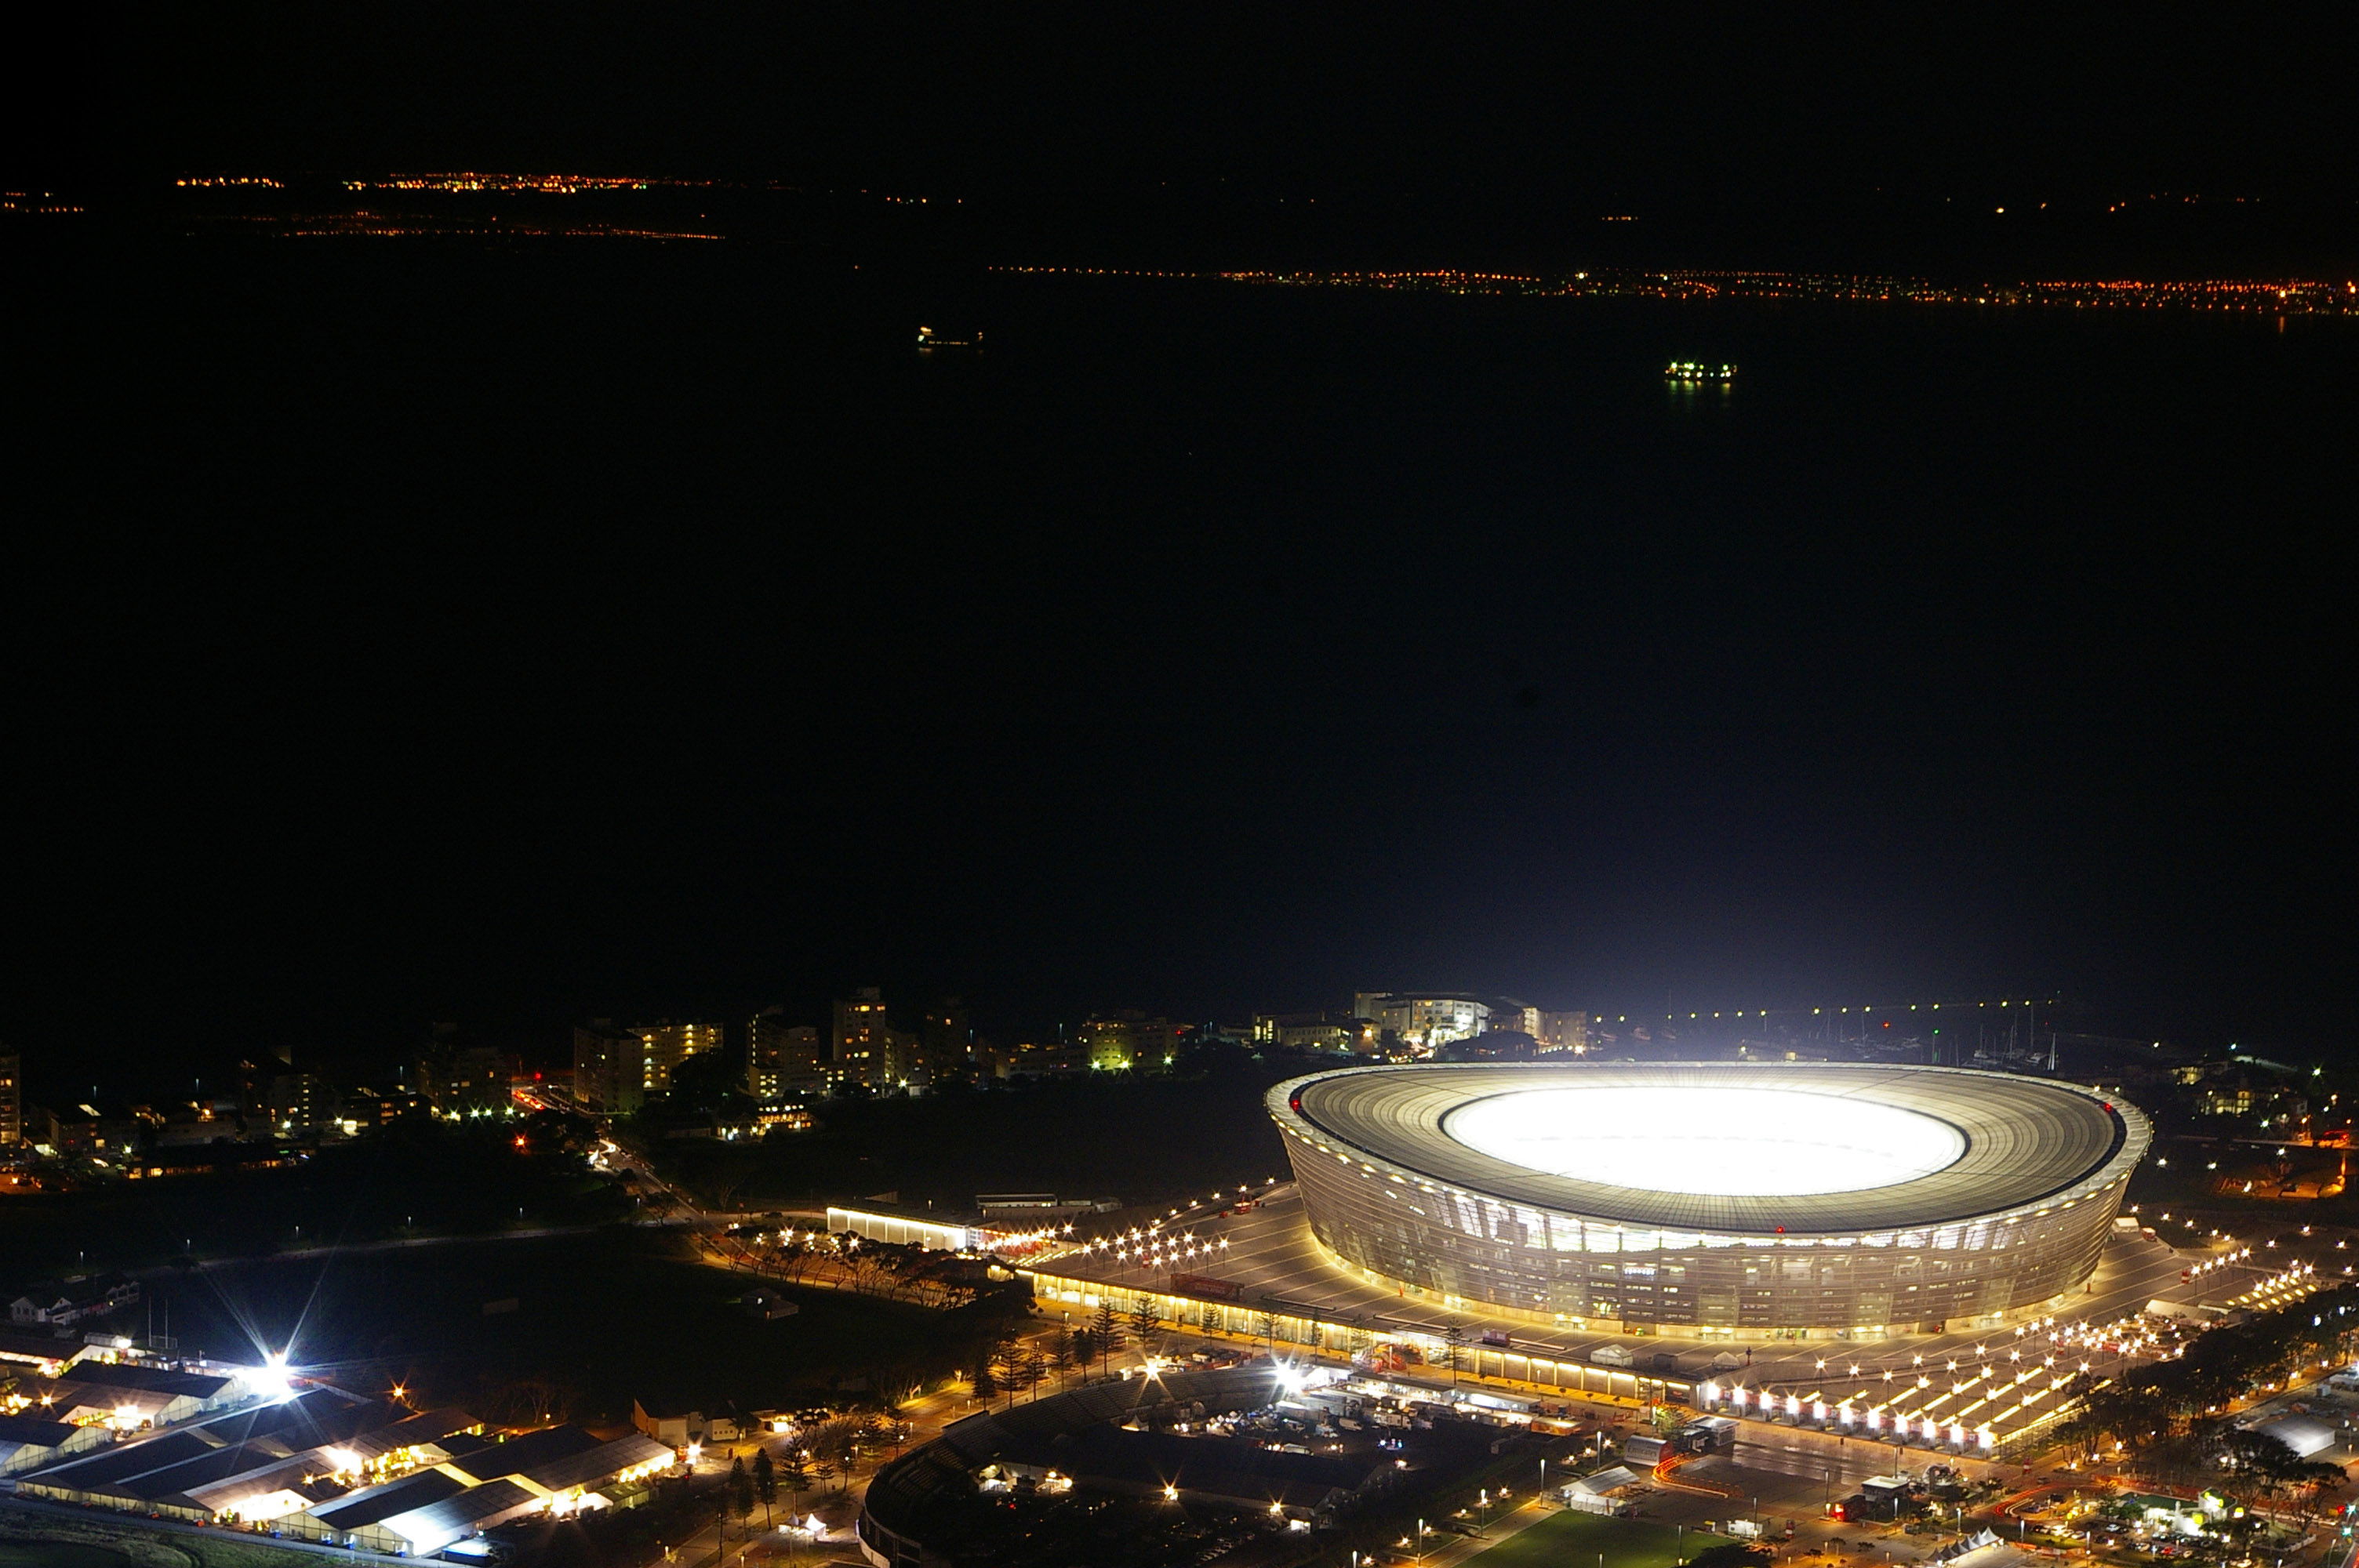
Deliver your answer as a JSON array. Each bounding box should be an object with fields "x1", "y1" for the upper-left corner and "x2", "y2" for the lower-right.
[
  {"x1": 342, "y1": 173, "x2": 711, "y2": 194},
  {"x1": 1213, "y1": 268, "x2": 2359, "y2": 315},
  {"x1": 168, "y1": 171, "x2": 947, "y2": 202}
]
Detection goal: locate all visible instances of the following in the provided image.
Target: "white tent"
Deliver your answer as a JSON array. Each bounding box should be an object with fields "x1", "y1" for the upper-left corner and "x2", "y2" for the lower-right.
[
  {"x1": 1943, "y1": 1530, "x2": 2035, "y2": 1568},
  {"x1": 1558, "y1": 1467, "x2": 1642, "y2": 1517},
  {"x1": 2256, "y1": 1415, "x2": 2337, "y2": 1459}
]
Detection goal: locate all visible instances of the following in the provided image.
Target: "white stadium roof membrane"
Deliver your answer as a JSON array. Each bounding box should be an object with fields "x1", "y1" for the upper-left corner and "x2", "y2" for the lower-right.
[
  {"x1": 1275, "y1": 1062, "x2": 2146, "y2": 1234},
  {"x1": 1444, "y1": 1084, "x2": 1969, "y2": 1196}
]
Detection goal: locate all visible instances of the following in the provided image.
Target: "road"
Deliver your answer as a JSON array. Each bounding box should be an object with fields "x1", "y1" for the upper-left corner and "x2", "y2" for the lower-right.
[
  {"x1": 594, "y1": 1126, "x2": 2343, "y2": 1565},
  {"x1": 643, "y1": 1387, "x2": 1016, "y2": 1568},
  {"x1": 1022, "y1": 1185, "x2": 2231, "y2": 1445},
  {"x1": 126, "y1": 1224, "x2": 612, "y2": 1282},
  {"x1": 1018, "y1": 1306, "x2": 2061, "y2": 1568},
  {"x1": 639, "y1": 1332, "x2": 1093, "y2": 1568}
]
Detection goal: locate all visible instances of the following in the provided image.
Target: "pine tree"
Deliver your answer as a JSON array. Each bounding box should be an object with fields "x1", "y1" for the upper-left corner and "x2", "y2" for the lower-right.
[
  {"x1": 729, "y1": 1454, "x2": 753, "y2": 1524},
  {"x1": 782, "y1": 1451, "x2": 812, "y2": 1521},
  {"x1": 1092, "y1": 1300, "x2": 1121, "y2": 1377}
]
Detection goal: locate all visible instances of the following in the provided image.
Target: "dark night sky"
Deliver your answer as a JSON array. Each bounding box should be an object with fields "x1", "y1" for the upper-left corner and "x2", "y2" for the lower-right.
[
  {"x1": 5, "y1": 8, "x2": 2356, "y2": 1090},
  {"x1": 119, "y1": 9, "x2": 2348, "y2": 203}
]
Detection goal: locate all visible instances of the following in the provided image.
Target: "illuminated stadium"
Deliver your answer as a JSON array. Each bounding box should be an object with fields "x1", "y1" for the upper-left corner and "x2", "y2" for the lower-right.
[{"x1": 1269, "y1": 1062, "x2": 2150, "y2": 1334}]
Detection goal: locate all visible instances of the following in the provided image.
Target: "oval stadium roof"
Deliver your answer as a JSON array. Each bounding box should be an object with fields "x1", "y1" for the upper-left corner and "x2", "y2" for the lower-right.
[{"x1": 1271, "y1": 1061, "x2": 2147, "y2": 1234}]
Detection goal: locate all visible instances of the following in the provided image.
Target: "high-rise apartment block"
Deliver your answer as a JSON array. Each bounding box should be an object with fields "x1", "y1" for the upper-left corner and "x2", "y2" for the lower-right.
[
  {"x1": 572, "y1": 1021, "x2": 645, "y2": 1115},
  {"x1": 918, "y1": 1000, "x2": 974, "y2": 1084},
  {"x1": 1079, "y1": 1013, "x2": 1187, "y2": 1072},
  {"x1": 634, "y1": 1021, "x2": 725, "y2": 1093},
  {"x1": 1536, "y1": 1010, "x2": 1590, "y2": 1055},
  {"x1": 1249, "y1": 1013, "x2": 1377, "y2": 1053},
  {"x1": 444, "y1": 1047, "x2": 518, "y2": 1114},
  {"x1": 746, "y1": 1009, "x2": 825, "y2": 1099},
  {"x1": 1348, "y1": 993, "x2": 1585, "y2": 1054},
  {"x1": 1495, "y1": 1002, "x2": 1543, "y2": 1040},
  {"x1": 0, "y1": 1052, "x2": 20, "y2": 1147},
  {"x1": 266, "y1": 1073, "x2": 343, "y2": 1131},
  {"x1": 1350, "y1": 993, "x2": 1492, "y2": 1050},
  {"x1": 833, "y1": 989, "x2": 917, "y2": 1091}
]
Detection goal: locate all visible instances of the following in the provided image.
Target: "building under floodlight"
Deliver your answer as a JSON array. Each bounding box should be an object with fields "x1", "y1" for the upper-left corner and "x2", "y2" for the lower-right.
[{"x1": 1270, "y1": 1062, "x2": 2149, "y2": 1334}]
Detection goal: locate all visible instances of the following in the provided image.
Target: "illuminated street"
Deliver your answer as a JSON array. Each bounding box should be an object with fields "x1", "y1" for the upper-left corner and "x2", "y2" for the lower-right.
[{"x1": 1025, "y1": 1184, "x2": 2218, "y2": 1448}]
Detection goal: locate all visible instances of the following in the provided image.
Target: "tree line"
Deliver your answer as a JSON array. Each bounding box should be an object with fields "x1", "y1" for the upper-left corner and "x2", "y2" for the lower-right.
[{"x1": 2055, "y1": 1282, "x2": 2359, "y2": 1527}]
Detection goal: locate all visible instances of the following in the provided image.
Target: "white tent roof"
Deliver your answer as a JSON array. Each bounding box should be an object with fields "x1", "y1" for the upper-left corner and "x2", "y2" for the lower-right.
[
  {"x1": 1947, "y1": 1541, "x2": 2035, "y2": 1568},
  {"x1": 2257, "y1": 1415, "x2": 2337, "y2": 1458},
  {"x1": 1572, "y1": 1465, "x2": 1641, "y2": 1494}
]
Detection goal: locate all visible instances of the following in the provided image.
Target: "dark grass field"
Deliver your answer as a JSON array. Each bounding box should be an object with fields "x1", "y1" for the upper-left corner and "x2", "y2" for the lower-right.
[
  {"x1": 649, "y1": 1055, "x2": 1299, "y2": 1214},
  {"x1": 136, "y1": 1227, "x2": 1006, "y2": 1424},
  {"x1": 1463, "y1": 1510, "x2": 1735, "y2": 1568},
  {"x1": 0, "y1": 1122, "x2": 633, "y2": 1277}
]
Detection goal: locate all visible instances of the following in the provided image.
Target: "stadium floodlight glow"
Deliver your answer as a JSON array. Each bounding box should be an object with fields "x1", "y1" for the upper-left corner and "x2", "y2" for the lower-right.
[
  {"x1": 1443, "y1": 1086, "x2": 1967, "y2": 1196},
  {"x1": 249, "y1": 1349, "x2": 295, "y2": 1401}
]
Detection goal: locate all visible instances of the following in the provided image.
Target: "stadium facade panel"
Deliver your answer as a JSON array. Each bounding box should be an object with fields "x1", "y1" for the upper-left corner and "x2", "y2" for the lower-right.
[{"x1": 1268, "y1": 1062, "x2": 2150, "y2": 1333}]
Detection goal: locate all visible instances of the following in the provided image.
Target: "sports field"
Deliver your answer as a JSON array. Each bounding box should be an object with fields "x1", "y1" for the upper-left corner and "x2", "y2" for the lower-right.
[{"x1": 1463, "y1": 1509, "x2": 1734, "y2": 1568}]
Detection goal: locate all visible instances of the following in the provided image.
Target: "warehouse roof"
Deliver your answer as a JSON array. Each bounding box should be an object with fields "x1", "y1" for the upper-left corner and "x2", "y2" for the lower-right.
[
  {"x1": 519, "y1": 1432, "x2": 673, "y2": 1495},
  {"x1": 343, "y1": 1406, "x2": 478, "y2": 1464},
  {"x1": 59, "y1": 1361, "x2": 231, "y2": 1400},
  {"x1": 442, "y1": 1424, "x2": 603, "y2": 1483},
  {"x1": 380, "y1": 1478, "x2": 537, "y2": 1552},
  {"x1": 304, "y1": 1469, "x2": 467, "y2": 1530},
  {"x1": 0, "y1": 1331, "x2": 85, "y2": 1367},
  {"x1": 20, "y1": 1428, "x2": 217, "y2": 1488},
  {"x1": 0, "y1": 1414, "x2": 80, "y2": 1447}
]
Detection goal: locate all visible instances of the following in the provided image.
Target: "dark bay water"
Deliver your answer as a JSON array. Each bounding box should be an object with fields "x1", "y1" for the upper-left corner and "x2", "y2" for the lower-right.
[{"x1": 9, "y1": 240, "x2": 2354, "y2": 1054}]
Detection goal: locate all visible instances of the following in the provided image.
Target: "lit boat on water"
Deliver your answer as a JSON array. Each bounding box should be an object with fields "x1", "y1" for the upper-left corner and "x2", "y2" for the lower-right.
[
  {"x1": 1665, "y1": 360, "x2": 1736, "y2": 381},
  {"x1": 916, "y1": 325, "x2": 981, "y2": 350}
]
